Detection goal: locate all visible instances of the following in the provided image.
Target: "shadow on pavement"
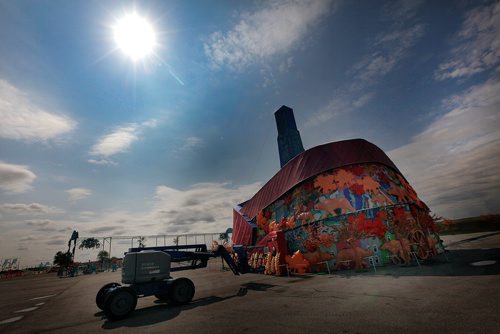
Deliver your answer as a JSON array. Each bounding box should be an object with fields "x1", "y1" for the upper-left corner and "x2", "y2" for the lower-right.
[
  {"x1": 240, "y1": 282, "x2": 276, "y2": 291},
  {"x1": 334, "y1": 248, "x2": 500, "y2": 278},
  {"x1": 100, "y1": 286, "x2": 250, "y2": 329}
]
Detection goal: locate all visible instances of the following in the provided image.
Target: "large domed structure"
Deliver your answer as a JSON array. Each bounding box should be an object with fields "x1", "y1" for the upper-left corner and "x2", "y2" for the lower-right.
[{"x1": 233, "y1": 106, "x2": 440, "y2": 270}]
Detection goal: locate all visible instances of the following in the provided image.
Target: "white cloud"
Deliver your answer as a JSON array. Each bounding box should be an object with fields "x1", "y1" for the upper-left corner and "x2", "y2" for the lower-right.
[
  {"x1": 178, "y1": 136, "x2": 203, "y2": 152},
  {"x1": 279, "y1": 57, "x2": 294, "y2": 73},
  {"x1": 87, "y1": 158, "x2": 117, "y2": 166},
  {"x1": 66, "y1": 188, "x2": 92, "y2": 201},
  {"x1": 0, "y1": 79, "x2": 76, "y2": 142},
  {"x1": 25, "y1": 220, "x2": 62, "y2": 232},
  {"x1": 89, "y1": 119, "x2": 158, "y2": 162},
  {"x1": 352, "y1": 92, "x2": 375, "y2": 109},
  {"x1": 1, "y1": 181, "x2": 262, "y2": 266},
  {"x1": 0, "y1": 203, "x2": 62, "y2": 215},
  {"x1": 0, "y1": 161, "x2": 36, "y2": 193},
  {"x1": 154, "y1": 182, "x2": 262, "y2": 234},
  {"x1": 435, "y1": 2, "x2": 500, "y2": 80},
  {"x1": 90, "y1": 125, "x2": 138, "y2": 157},
  {"x1": 352, "y1": 23, "x2": 425, "y2": 84},
  {"x1": 306, "y1": 91, "x2": 376, "y2": 128},
  {"x1": 184, "y1": 136, "x2": 203, "y2": 149},
  {"x1": 305, "y1": 93, "x2": 352, "y2": 128},
  {"x1": 204, "y1": 0, "x2": 335, "y2": 70},
  {"x1": 88, "y1": 226, "x2": 122, "y2": 234},
  {"x1": 349, "y1": 1, "x2": 425, "y2": 86},
  {"x1": 79, "y1": 210, "x2": 96, "y2": 217},
  {"x1": 307, "y1": 2, "x2": 424, "y2": 129},
  {"x1": 388, "y1": 78, "x2": 500, "y2": 218},
  {"x1": 25, "y1": 219, "x2": 53, "y2": 227},
  {"x1": 73, "y1": 210, "x2": 149, "y2": 236},
  {"x1": 171, "y1": 136, "x2": 205, "y2": 157},
  {"x1": 141, "y1": 119, "x2": 158, "y2": 128},
  {"x1": 382, "y1": 0, "x2": 424, "y2": 22}
]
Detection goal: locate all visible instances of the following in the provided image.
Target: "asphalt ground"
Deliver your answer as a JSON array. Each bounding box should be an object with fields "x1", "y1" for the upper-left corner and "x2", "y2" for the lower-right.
[{"x1": 0, "y1": 232, "x2": 499, "y2": 334}]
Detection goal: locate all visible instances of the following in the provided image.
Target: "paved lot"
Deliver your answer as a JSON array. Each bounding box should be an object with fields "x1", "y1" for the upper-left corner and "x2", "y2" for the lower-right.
[{"x1": 1, "y1": 233, "x2": 499, "y2": 334}]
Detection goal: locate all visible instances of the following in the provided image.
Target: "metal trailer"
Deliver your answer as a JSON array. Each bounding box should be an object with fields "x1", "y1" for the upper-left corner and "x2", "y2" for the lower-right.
[{"x1": 96, "y1": 244, "x2": 244, "y2": 320}]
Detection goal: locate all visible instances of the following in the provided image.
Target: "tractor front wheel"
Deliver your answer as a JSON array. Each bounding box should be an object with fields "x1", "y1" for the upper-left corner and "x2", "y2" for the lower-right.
[
  {"x1": 103, "y1": 287, "x2": 137, "y2": 320},
  {"x1": 96, "y1": 282, "x2": 121, "y2": 310}
]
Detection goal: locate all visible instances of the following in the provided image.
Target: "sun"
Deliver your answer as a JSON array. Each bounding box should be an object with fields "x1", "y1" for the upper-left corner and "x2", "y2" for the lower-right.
[{"x1": 113, "y1": 12, "x2": 157, "y2": 62}]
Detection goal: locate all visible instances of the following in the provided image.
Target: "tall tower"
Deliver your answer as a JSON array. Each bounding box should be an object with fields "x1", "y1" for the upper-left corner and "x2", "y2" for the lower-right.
[{"x1": 275, "y1": 105, "x2": 305, "y2": 168}]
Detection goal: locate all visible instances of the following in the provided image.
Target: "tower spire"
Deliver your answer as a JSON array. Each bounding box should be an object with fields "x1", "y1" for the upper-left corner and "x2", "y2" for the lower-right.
[{"x1": 274, "y1": 105, "x2": 305, "y2": 168}]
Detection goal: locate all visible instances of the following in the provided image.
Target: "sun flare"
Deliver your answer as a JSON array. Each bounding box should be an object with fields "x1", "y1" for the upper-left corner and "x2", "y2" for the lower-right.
[{"x1": 113, "y1": 12, "x2": 157, "y2": 61}]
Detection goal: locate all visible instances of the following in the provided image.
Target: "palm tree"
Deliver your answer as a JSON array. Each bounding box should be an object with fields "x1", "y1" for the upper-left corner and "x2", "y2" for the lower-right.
[
  {"x1": 53, "y1": 251, "x2": 72, "y2": 266},
  {"x1": 97, "y1": 250, "x2": 110, "y2": 271},
  {"x1": 79, "y1": 237, "x2": 101, "y2": 250},
  {"x1": 53, "y1": 251, "x2": 72, "y2": 276},
  {"x1": 97, "y1": 250, "x2": 110, "y2": 263}
]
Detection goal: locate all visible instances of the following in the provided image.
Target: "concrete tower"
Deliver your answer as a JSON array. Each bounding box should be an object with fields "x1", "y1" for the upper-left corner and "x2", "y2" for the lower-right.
[{"x1": 275, "y1": 105, "x2": 305, "y2": 168}]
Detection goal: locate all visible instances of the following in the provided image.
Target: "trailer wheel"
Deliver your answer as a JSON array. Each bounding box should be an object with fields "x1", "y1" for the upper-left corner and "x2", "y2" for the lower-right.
[
  {"x1": 169, "y1": 278, "x2": 195, "y2": 305},
  {"x1": 104, "y1": 287, "x2": 137, "y2": 320},
  {"x1": 96, "y1": 282, "x2": 121, "y2": 310}
]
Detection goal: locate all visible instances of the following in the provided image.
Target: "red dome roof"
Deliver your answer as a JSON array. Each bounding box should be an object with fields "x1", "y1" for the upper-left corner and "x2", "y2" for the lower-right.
[{"x1": 239, "y1": 139, "x2": 400, "y2": 220}]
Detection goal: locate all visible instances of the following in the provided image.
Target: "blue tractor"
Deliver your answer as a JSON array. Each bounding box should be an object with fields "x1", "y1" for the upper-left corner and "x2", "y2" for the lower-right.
[{"x1": 96, "y1": 244, "x2": 244, "y2": 320}]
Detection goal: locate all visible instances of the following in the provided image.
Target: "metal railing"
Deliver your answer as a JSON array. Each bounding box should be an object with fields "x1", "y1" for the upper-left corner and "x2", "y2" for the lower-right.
[{"x1": 75, "y1": 232, "x2": 224, "y2": 266}]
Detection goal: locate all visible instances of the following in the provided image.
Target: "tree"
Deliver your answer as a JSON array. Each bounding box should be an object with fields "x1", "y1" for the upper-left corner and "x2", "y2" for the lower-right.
[
  {"x1": 79, "y1": 237, "x2": 101, "y2": 250},
  {"x1": 219, "y1": 227, "x2": 233, "y2": 244},
  {"x1": 97, "y1": 250, "x2": 110, "y2": 263},
  {"x1": 219, "y1": 232, "x2": 229, "y2": 244},
  {"x1": 53, "y1": 251, "x2": 72, "y2": 267}
]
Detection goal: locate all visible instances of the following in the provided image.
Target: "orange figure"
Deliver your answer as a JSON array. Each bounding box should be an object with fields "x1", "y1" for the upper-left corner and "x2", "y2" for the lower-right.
[
  {"x1": 296, "y1": 211, "x2": 313, "y2": 224},
  {"x1": 303, "y1": 250, "x2": 334, "y2": 265},
  {"x1": 278, "y1": 217, "x2": 287, "y2": 229},
  {"x1": 381, "y1": 239, "x2": 410, "y2": 264},
  {"x1": 388, "y1": 186, "x2": 409, "y2": 203},
  {"x1": 304, "y1": 251, "x2": 334, "y2": 272},
  {"x1": 286, "y1": 216, "x2": 296, "y2": 230},
  {"x1": 399, "y1": 238, "x2": 412, "y2": 263},
  {"x1": 314, "y1": 174, "x2": 338, "y2": 194},
  {"x1": 268, "y1": 220, "x2": 279, "y2": 232},
  {"x1": 256, "y1": 211, "x2": 268, "y2": 230},
  {"x1": 334, "y1": 170, "x2": 355, "y2": 189},
  {"x1": 397, "y1": 174, "x2": 420, "y2": 203},
  {"x1": 319, "y1": 233, "x2": 334, "y2": 248},
  {"x1": 285, "y1": 250, "x2": 310, "y2": 274},
  {"x1": 335, "y1": 247, "x2": 373, "y2": 270},
  {"x1": 371, "y1": 192, "x2": 393, "y2": 207},
  {"x1": 427, "y1": 235, "x2": 438, "y2": 256},
  {"x1": 315, "y1": 197, "x2": 355, "y2": 217},
  {"x1": 356, "y1": 176, "x2": 380, "y2": 195}
]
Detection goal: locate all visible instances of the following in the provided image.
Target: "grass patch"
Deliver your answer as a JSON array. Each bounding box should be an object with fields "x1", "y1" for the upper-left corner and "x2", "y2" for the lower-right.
[{"x1": 438, "y1": 214, "x2": 500, "y2": 235}]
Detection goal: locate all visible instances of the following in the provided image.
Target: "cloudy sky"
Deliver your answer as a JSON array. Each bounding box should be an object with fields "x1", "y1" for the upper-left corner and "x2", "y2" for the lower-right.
[{"x1": 1, "y1": 0, "x2": 499, "y2": 266}]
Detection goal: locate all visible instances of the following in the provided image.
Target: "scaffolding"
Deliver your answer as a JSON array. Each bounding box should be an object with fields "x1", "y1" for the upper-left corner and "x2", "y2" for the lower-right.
[{"x1": 75, "y1": 232, "x2": 223, "y2": 267}]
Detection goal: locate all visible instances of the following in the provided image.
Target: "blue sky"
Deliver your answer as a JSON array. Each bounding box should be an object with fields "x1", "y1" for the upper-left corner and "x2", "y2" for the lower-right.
[{"x1": 1, "y1": 0, "x2": 499, "y2": 266}]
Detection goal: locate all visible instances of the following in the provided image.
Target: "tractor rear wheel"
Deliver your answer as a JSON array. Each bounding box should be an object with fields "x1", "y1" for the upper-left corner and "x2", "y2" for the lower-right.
[
  {"x1": 103, "y1": 287, "x2": 137, "y2": 320},
  {"x1": 168, "y1": 278, "x2": 195, "y2": 305},
  {"x1": 96, "y1": 282, "x2": 121, "y2": 310}
]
